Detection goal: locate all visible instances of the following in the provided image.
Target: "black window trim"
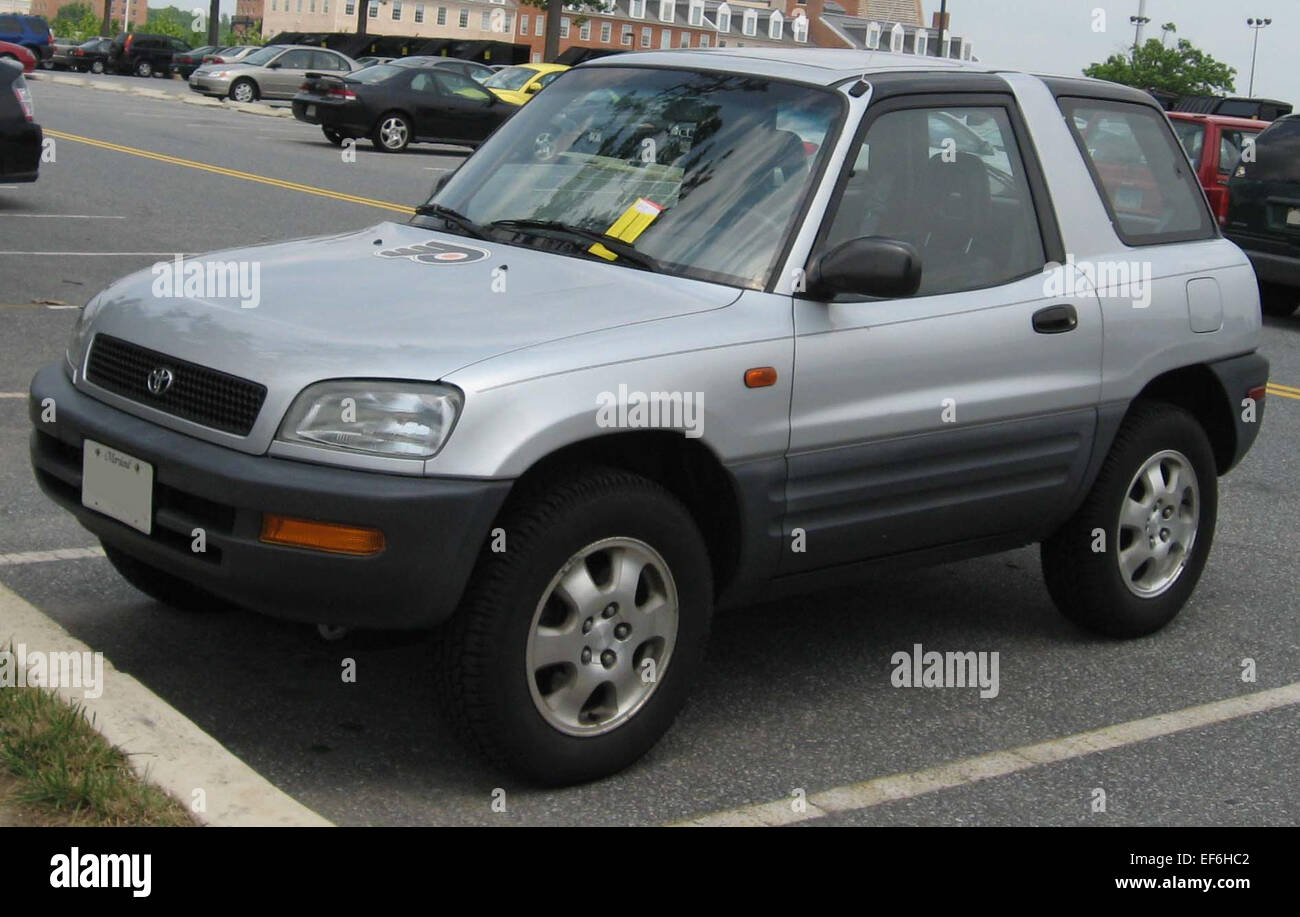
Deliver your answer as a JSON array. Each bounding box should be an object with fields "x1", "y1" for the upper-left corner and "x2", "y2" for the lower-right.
[
  {"x1": 1056, "y1": 94, "x2": 1219, "y2": 247},
  {"x1": 801, "y1": 88, "x2": 1065, "y2": 303}
]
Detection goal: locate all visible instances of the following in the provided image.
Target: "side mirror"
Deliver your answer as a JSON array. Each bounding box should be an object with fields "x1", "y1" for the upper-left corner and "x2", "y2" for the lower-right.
[
  {"x1": 266, "y1": 61, "x2": 281, "y2": 69},
  {"x1": 432, "y1": 168, "x2": 458, "y2": 194},
  {"x1": 524, "y1": 83, "x2": 539, "y2": 93},
  {"x1": 806, "y1": 236, "x2": 922, "y2": 299}
]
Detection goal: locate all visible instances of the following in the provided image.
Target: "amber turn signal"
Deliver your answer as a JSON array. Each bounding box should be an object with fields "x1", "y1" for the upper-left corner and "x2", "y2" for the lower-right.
[
  {"x1": 744, "y1": 367, "x2": 778, "y2": 388},
  {"x1": 260, "y1": 514, "x2": 385, "y2": 556}
]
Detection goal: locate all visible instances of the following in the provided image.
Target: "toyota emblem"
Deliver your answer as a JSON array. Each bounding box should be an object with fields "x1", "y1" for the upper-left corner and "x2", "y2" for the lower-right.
[{"x1": 146, "y1": 367, "x2": 174, "y2": 396}]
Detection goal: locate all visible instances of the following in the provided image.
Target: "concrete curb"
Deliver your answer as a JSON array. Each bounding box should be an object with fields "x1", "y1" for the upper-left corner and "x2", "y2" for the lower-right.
[
  {"x1": 0, "y1": 580, "x2": 332, "y2": 827},
  {"x1": 29, "y1": 71, "x2": 292, "y2": 119}
]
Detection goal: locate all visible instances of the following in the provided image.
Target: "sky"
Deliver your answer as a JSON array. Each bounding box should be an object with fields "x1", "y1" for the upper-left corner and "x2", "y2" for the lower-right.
[{"x1": 932, "y1": 0, "x2": 1297, "y2": 105}]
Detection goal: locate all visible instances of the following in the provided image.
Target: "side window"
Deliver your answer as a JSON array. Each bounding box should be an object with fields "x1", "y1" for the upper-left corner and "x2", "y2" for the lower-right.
[
  {"x1": 277, "y1": 50, "x2": 315, "y2": 70},
  {"x1": 409, "y1": 71, "x2": 438, "y2": 93},
  {"x1": 1060, "y1": 98, "x2": 1215, "y2": 244},
  {"x1": 1218, "y1": 129, "x2": 1258, "y2": 175},
  {"x1": 312, "y1": 51, "x2": 345, "y2": 70},
  {"x1": 1240, "y1": 119, "x2": 1300, "y2": 183},
  {"x1": 535, "y1": 70, "x2": 562, "y2": 89},
  {"x1": 823, "y1": 104, "x2": 1047, "y2": 296},
  {"x1": 434, "y1": 71, "x2": 491, "y2": 102}
]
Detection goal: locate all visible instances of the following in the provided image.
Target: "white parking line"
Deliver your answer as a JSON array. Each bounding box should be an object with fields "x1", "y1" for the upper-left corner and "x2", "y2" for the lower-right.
[
  {"x1": 0, "y1": 547, "x2": 104, "y2": 567},
  {"x1": 2, "y1": 214, "x2": 126, "y2": 219},
  {"x1": 0, "y1": 392, "x2": 26, "y2": 398},
  {"x1": 671, "y1": 681, "x2": 1300, "y2": 826},
  {"x1": 0, "y1": 251, "x2": 181, "y2": 256}
]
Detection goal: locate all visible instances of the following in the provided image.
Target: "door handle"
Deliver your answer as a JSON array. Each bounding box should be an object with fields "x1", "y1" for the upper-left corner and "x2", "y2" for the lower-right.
[{"x1": 1033, "y1": 304, "x2": 1078, "y2": 334}]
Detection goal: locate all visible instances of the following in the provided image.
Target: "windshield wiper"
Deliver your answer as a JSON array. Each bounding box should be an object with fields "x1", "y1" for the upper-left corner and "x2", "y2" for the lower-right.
[
  {"x1": 487, "y1": 219, "x2": 663, "y2": 272},
  {"x1": 413, "y1": 203, "x2": 492, "y2": 240}
]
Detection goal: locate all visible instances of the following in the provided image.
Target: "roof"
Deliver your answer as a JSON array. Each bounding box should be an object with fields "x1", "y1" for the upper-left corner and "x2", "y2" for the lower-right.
[{"x1": 583, "y1": 47, "x2": 991, "y2": 84}]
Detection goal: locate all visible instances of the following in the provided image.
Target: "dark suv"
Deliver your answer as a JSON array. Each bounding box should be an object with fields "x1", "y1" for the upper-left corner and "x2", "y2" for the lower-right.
[
  {"x1": 1225, "y1": 114, "x2": 1300, "y2": 317},
  {"x1": 0, "y1": 13, "x2": 51, "y2": 62},
  {"x1": 108, "y1": 32, "x2": 189, "y2": 78}
]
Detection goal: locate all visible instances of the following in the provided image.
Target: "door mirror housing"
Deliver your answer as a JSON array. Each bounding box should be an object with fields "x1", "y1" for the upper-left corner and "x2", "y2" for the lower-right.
[
  {"x1": 266, "y1": 61, "x2": 281, "y2": 69},
  {"x1": 806, "y1": 236, "x2": 922, "y2": 299}
]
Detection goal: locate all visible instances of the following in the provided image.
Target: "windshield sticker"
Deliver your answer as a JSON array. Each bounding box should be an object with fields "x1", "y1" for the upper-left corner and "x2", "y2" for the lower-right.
[
  {"x1": 376, "y1": 240, "x2": 492, "y2": 265},
  {"x1": 591, "y1": 198, "x2": 663, "y2": 261}
]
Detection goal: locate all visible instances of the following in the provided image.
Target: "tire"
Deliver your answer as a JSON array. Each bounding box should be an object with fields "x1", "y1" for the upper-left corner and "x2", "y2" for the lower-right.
[
  {"x1": 322, "y1": 126, "x2": 347, "y2": 146},
  {"x1": 371, "y1": 111, "x2": 411, "y2": 152},
  {"x1": 102, "y1": 543, "x2": 231, "y2": 613},
  {"x1": 91, "y1": 60, "x2": 104, "y2": 74},
  {"x1": 134, "y1": 58, "x2": 152, "y2": 78},
  {"x1": 41, "y1": 58, "x2": 54, "y2": 70},
  {"x1": 1260, "y1": 283, "x2": 1299, "y2": 318},
  {"x1": 1041, "y1": 402, "x2": 1218, "y2": 638},
  {"x1": 436, "y1": 468, "x2": 714, "y2": 785},
  {"x1": 229, "y1": 77, "x2": 257, "y2": 103}
]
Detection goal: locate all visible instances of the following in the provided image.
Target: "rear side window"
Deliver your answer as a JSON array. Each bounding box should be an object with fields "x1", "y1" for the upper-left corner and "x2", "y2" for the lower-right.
[
  {"x1": 1218, "y1": 128, "x2": 1260, "y2": 175},
  {"x1": 0, "y1": 15, "x2": 22, "y2": 32},
  {"x1": 1060, "y1": 97, "x2": 1215, "y2": 245},
  {"x1": 1239, "y1": 119, "x2": 1300, "y2": 183}
]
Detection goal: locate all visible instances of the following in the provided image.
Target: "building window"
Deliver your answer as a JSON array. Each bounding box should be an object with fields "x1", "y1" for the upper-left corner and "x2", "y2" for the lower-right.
[
  {"x1": 297, "y1": 0, "x2": 302, "y2": 12},
  {"x1": 620, "y1": 24, "x2": 632, "y2": 45},
  {"x1": 367, "y1": 1, "x2": 377, "y2": 16},
  {"x1": 559, "y1": 17, "x2": 569, "y2": 38},
  {"x1": 535, "y1": 15, "x2": 543, "y2": 35},
  {"x1": 679, "y1": 31, "x2": 689, "y2": 47},
  {"x1": 345, "y1": 0, "x2": 354, "y2": 14},
  {"x1": 659, "y1": 28, "x2": 670, "y2": 48},
  {"x1": 309, "y1": 0, "x2": 315, "y2": 12},
  {"x1": 414, "y1": 3, "x2": 424, "y2": 22},
  {"x1": 392, "y1": 1, "x2": 402, "y2": 20},
  {"x1": 792, "y1": 14, "x2": 808, "y2": 42},
  {"x1": 480, "y1": 10, "x2": 491, "y2": 28},
  {"x1": 699, "y1": 33, "x2": 709, "y2": 47},
  {"x1": 518, "y1": 14, "x2": 527, "y2": 32},
  {"x1": 889, "y1": 22, "x2": 905, "y2": 52},
  {"x1": 658, "y1": 0, "x2": 672, "y2": 22},
  {"x1": 324, "y1": 0, "x2": 329, "y2": 11},
  {"x1": 913, "y1": 30, "x2": 927, "y2": 55},
  {"x1": 437, "y1": 6, "x2": 447, "y2": 24},
  {"x1": 640, "y1": 26, "x2": 651, "y2": 47},
  {"x1": 716, "y1": 3, "x2": 729, "y2": 32},
  {"x1": 741, "y1": 8, "x2": 756, "y2": 36},
  {"x1": 600, "y1": 21, "x2": 611, "y2": 42},
  {"x1": 865, "y1": 21, "x2": 880, "y2": 48},
  {"x1": 768, "y1": 10, "x2": 782, "y2": 39},
  {"x1": 688, "y1": 0, "x2": 702, "y2": 27},
  {"x1": 459, "y1": 8, "x2": 469, "y2": 27},
  {"x1": 504, "y1": 12, "x2": 513, "y2": 31},
  {"x1": 629, "y1": 0, "x2": 644, "y2": 19},
  {"x1": 579, "y1": 20, "x2": 590, "y2": 40},
  {"x1": 271, "y1": 0, "x2": 277, "y2": 11}
]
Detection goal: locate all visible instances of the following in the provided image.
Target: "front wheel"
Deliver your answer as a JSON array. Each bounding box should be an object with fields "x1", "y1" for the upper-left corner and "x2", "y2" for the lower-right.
[
  {"x1": 90, "y1": 59, "x2": 104, "y2": 74},
  {"x1": 322, "y1": 126, "x2": 347, "y2": 146},
  {"x1": 228, "y1": 78, "x2": 257, "y2": 103},
  {"x1": 437, "y1": 469, "x2": 713, "y2": 785},
  {"x1": 1041, "y1": 402, "x2": 1218, "y2": 638}
]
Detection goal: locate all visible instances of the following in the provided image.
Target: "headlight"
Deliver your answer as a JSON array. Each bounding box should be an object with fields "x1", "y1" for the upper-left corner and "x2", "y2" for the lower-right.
[{"x1": 276, "y1": 381, "x2": 462, "y2": 459}]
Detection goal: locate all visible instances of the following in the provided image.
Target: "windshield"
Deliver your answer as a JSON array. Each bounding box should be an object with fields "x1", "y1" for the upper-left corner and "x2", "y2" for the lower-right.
[
  {"x1": 426, "y1": 66, "x2": 842, "y2": 288},
  {"x1": 484, "y1": 66, "x2": 538, "y2": 91},
  {"x1": 240, "y1": 46, "x2": 281, "y2": 67}
]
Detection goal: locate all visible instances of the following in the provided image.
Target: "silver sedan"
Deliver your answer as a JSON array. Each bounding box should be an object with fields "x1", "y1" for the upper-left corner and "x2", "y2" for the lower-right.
[{"x1": 189, "y1": 44, "x2": 360, "y2": 102}]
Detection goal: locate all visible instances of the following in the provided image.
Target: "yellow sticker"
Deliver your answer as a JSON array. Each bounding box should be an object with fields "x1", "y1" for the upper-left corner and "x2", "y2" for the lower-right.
[{"x1": 591, "y1": 198, "x2": 663, "y2": 260}]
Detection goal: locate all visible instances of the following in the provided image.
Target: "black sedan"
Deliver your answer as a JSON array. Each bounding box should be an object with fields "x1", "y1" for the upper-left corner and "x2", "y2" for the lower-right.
[
  {"x1": 172, "y1": 44, "x2": 220, "y2": 79},
  {"x1": 69, "y1": 37, "x2": 112, "y2": 74},
  {"x1": 1, "y1": 62, "x2": 41, "y2": 182},
  {"x1": 291, "y1": 62, "x2": 518, "y2": 153}
]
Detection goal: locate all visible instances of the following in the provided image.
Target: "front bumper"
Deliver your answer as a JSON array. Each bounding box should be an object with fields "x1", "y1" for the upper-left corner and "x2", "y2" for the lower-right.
[
  {"x1": 29, "y1": 362, "x2": 511, "y2": 629},
  {"x1": 188, "y1": 73, "x2": 232, "y2": 96}
]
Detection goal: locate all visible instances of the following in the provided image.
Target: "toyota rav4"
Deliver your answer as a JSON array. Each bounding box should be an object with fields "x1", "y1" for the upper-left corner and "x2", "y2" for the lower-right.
[{"x1": 29, "y1": 49, "x2": 1270, "y2": 785}]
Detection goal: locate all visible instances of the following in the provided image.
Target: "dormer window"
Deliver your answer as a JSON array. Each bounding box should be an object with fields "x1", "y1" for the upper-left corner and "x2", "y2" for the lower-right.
[
  {"x1": 889, "y1": 22, "x2": 905, "y2": 52},
  {"x1": 792, "y1": 12, "x2": 808, "y2": 42},
  {"x1": 659, "y1": 0, "x2": 672, "y2": 22},
  {"x1": 768, "y1": 10, "x2": 782, "y2": 40},
  {"x1": 629, "y1": 0, "x2": 645, "y2": 19},
  {"x1": 688, "y1": 0, "x2": 703, "y2": 26},
  {"x1": 741, "y1": 8, "x2": 756, "y2": 36},
  {"x1": 865, "y1": 21, "x2": 881, "y2": 49},
  {"x1": 716, "y1": 2, "x2": 731, "y2": 32}
]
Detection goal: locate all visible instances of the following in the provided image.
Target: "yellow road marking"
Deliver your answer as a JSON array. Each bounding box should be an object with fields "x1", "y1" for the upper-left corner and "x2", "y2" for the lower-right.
[
  {"x1": 1267, "y1": 381, "x2": 1300, "y2": 394},
  {"x1": 45, "y1": 129, "x2": 415, "y2": 215},
  {"x1": 1267, "y1": 386, "x2": 1300, "y2": 402}
]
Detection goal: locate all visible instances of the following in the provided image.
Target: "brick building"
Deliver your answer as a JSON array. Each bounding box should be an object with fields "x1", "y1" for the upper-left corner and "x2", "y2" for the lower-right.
[{"x1": 30, "y1": 0, "x2": 147, "y2": 29}]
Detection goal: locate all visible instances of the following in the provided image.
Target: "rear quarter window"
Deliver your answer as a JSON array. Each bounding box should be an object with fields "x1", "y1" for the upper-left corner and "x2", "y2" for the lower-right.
[{"x1": 1060, "y1": 97, "x2": 1216, "y2": 245}]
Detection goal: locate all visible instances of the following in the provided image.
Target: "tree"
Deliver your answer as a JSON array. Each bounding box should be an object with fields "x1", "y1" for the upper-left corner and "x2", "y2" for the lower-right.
[
  {"x1": 1084, "y1": 23, "x2": 1236, "y2": 96},
  {"x1": 518, "y1": 1, "x2": 607, "y2": 61}
]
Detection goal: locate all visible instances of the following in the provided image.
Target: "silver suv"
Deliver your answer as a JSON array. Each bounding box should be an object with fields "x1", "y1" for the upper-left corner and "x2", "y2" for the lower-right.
[{"x1": 30, "y1": 49, "x2": 1270, "y2": 785}]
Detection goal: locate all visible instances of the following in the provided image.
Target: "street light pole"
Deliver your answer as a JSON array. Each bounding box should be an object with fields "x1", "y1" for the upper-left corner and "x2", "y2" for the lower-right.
[
  {"x1": 1129, "y1": 0, "x2": 1150, "y2": 58},
  {"x1": 1246, "y1": 17, "x2": 1272, "y2": 98},
  {"x1": 932, "y1": 0, "x2": 947, "y2": 57}
]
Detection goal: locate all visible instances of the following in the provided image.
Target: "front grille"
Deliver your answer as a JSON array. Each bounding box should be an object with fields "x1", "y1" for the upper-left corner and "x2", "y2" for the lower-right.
[{"x1": 85, "y1": 334, "x2": 266, "y2": 436}]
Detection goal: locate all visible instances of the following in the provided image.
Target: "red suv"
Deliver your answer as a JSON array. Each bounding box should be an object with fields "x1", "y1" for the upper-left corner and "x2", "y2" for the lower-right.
[{"x1": 1169, "y1": 112, "x2": 1268, "y2": 226}]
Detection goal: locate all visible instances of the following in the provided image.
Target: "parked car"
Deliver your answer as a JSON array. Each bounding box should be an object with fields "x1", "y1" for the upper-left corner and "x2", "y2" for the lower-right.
[
  {"x1": 69, "y1": 37, "x2": 112, "y2": 74},
  {"x1": 482, "y1": 61, "x2": 568, "y2": 105},
  {"x1": 292, "y1": 60, "x2": 518, "y2": 152},
  {"x1": 1168, "y1": 112, "x2": 1268, "y2": 227},
  {"x1": 172, "y1": 44, "x2": 221, "y2": 79},
  {"x1": 0, "y1": 39, "x2": 35, "y2": 73},
  {"x1": 354, "y1": 55, "x2": 392, "y2": 68},
  {"x1": 1225, "y1": 113, "x2": 1300, "y2": 316},
  {"x1": 189, "y1": 44, "x2": 359, "y2": 102},
  {"x1": 0, "y1": 60, "x2": 40, "y2": 181},
  {"x1": 41, "y1": 37, "x2": 82, "y2": 71},
  {"x1": 202, "y1": 45, "x2": 260, "y2": 66},
  {"x1": 0, "y1": 13, "x2": 51, "y2": 64},
  {"x1": 29, "y1": 51, "x2": 1269, "y2": 785},
  {"x1": 108, "y1": 32, "x2": 189, "y2": 78}
]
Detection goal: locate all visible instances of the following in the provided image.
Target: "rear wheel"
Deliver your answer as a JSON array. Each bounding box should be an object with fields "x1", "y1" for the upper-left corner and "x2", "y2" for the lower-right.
[
  {"x1": 1260, "y1": 283, "x2": 1299, "y2": 317},
  {"x1": 102, "y1": 543, "x2": 231, "y2": 613},
  {"x1": 1041, "y1": 402, "x2": 1217, "y2": 638},
  {"x1": 372, "y1": 112, "x2": 411, "y2": 152},
  {"x1": 134, "y1": 58, "x2": 153, "y2": 78},
  {"x1": 437, "y1": 469, "x2": 713, "y2": 785}
]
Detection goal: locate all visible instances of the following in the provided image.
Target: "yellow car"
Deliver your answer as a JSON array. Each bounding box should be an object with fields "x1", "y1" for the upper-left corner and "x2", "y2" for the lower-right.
[{"x1": 483, "y1": 62, "x2": 569, "y2": 105}]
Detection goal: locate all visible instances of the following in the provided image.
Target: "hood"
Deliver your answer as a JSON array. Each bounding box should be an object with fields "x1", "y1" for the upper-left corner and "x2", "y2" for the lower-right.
[{"x1": 72, "y1": 221, "x2": 739, "y2": 454}]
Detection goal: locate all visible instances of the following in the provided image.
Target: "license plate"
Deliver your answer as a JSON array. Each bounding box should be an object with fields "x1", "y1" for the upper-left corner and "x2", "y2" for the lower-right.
[
  {"x1": 82, "y1": 439, "x2": 153, "y2": 534},
  {"x1": 306, "y1": 104, "x2": 316, "y2": 118},
  {"x1": 1287, "y1": 207, "x2": 1300, "y2": 227}
]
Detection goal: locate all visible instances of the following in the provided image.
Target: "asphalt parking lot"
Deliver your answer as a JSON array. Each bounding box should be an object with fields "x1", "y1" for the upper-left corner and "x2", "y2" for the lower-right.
[{"x1": 1, "y1": 76, "x2": 1298, "y2": 826}]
